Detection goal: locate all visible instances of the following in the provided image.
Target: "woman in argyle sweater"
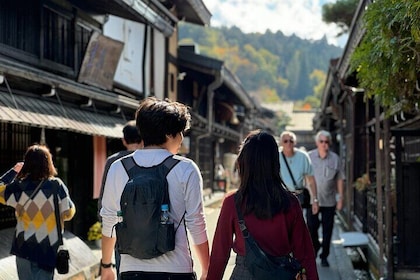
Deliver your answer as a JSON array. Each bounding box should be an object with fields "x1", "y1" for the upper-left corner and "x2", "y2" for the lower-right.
[{"x1": 0, "y1": 145, "x2": 76, "y2": 279}]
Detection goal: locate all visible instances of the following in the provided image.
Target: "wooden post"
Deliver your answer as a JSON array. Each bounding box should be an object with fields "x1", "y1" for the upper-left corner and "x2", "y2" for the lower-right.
[
  {"x1": 383, "y1": 118, "x2": 394, "y2": 278},
  {"x1": 375, "y1": 100, "x2": 384, "y2": 277}
]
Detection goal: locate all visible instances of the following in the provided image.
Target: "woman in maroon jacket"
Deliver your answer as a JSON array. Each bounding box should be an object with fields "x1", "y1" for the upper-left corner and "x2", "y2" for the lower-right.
[{"x1": 207, "y1": 130, "x2": 318, "y2": 280}]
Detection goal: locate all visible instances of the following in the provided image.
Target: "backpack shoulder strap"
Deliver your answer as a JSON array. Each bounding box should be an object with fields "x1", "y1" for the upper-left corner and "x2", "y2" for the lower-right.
[
  {"x1": 121, "y1": 156, "x2": 137, "y2": 178},
  {"x1": 161, "y1": 155, "x2": 180, "y2": 175},
  {"x1": 121, "y1": 156, "x2": 141, "y2": 179},
  {"x1": 160, "y1": 155, "x2": 180, "y2": 207},
  {"x1": 121, "y1": 155, "x2": 179, "y2": 176}
]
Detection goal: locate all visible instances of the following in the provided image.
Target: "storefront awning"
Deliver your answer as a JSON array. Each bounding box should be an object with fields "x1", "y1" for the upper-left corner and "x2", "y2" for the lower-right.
[{"x1": 0, "y1": 92, "x2": 125, "y2": 139}]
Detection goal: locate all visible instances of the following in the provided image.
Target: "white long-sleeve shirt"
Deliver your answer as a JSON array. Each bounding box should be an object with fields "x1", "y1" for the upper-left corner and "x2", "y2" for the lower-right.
[{"x1": 100, "y1": 149, "x2": 208, "y2": 273}]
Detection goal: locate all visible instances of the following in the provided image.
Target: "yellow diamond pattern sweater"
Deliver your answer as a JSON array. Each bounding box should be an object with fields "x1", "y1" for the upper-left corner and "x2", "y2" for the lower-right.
[{"x1": 0, "y1": 171, "x2": 74, "y2": 272}]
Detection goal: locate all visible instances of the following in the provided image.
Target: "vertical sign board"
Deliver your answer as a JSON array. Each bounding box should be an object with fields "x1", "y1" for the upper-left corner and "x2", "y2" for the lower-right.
[
  {"x1": 103, "y1": 15, "x2": 146, "y2": 93},
  {"x1": 78, "y1": 32, "x2": 124, "y2": 90}
]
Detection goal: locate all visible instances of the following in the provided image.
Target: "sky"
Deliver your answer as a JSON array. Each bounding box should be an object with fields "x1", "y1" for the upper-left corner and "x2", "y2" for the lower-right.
[{"x1": 203, "y1": 0, "x2": 348, "y2": 47}]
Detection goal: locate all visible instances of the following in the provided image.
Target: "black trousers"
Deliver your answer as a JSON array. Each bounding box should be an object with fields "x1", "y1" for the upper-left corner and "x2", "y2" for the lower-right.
[
  {"x1": 306, "y1": 206, "x2": 336, "y2": 260},
  {"x1": 120, "y1": 271, "x2": 196, "y2": 280}
]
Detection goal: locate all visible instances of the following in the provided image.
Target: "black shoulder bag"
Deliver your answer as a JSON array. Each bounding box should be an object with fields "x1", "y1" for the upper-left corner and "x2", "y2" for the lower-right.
[
  {"x1": 281, "y1": 152, "x2": 311, "y2": 208},
  {"x1": 234, "y1": 194, "x2": 303, "y2": 280}
]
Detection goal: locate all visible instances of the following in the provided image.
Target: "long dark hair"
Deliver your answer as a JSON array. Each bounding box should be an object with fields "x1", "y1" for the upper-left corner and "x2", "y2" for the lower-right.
[
  {"x1": 236, "y1": 130, "x2": 291, "y2": 219},
  {"x1": 17, "y1": 144, "x2": 57, "y2": 181}
]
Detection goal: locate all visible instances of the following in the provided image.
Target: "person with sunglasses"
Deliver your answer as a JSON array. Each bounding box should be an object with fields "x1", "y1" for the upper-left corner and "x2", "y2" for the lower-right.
[
  {"x1": 279, "y1": 131, "x2": 319, "y2": 216},
  {"x1": 307, "y1": 130, "x2": 345, "y2": 267}
]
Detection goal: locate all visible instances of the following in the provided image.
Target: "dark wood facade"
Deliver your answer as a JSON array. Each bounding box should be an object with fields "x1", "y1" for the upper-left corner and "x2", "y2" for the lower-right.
[
  {"x1": 0, "y1": 0, "x2": 210, "y2": 240},
  {"x1": 0, "y1": 6, "x2": 272, "y2": 278},
  {"x1": 316, "y1": 0, "x2": 420, "y2": 279},
  {"x1": 177, "y1": 46, "x2": 269, "y2": 193}
]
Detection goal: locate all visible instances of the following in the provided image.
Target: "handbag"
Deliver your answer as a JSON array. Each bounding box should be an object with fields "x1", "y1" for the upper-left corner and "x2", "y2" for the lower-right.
[
  {"x1": 234, "y1": 194, "x2": 303, "y2": 280},
  {"x1": 53, "y1": 188, "x2": 70, "y2": 274},
  {"x1": 56, "y1": 248, "x2": 70, "y2": 274},
  {"x1": 281, "y1": 152, "x2": 311, "y2": 208}
]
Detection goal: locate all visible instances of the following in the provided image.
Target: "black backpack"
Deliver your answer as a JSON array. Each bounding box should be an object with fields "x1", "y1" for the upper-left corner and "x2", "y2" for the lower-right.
[{"x1": 115, "y1": 155, "x2": 180, "y2": 259}]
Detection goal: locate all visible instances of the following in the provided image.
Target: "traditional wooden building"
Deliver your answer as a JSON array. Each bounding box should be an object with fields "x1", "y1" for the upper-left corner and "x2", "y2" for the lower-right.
[
  {"x1": 178, "y1": 45, "x2": 271, "y2": 193},
  {"x1": 315, "y1": 0, "x2": 420, "y2": 279},
  {"x1": 0, "y1": 0, "x2": 210, "y2": 239}
]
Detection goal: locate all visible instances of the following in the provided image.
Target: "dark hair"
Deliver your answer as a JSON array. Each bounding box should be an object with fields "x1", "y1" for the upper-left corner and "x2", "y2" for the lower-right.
[
  {"x1": 123, "y1": 120, "x2": 142, "y2": 144},
  {"x1": 135, "y1": 97, "x2": 191, "y2": 147},
  {"x1": 17, "y1": 144, "x2": 57, "y2": 180},
  {"x1": 236, "y1": 130, "x2": 291, "y2": 219}
]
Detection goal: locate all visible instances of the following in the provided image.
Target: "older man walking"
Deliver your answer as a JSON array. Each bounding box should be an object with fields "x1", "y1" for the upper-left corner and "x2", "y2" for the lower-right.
[
  {"x1": 279, "y1": 131, "x2": 319, "y2": 215},
  {"x1": 307, "y1": 130, "x2": 344, "y2": 267}
]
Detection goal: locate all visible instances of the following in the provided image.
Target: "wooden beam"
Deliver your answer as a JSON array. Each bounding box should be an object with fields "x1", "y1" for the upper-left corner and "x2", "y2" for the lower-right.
[{"x1": 0, "y1": 57, "x2": 139, "y2": 110}]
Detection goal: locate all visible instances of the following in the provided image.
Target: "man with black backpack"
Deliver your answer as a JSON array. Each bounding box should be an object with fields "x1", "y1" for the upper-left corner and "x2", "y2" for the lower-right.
[
  {"x1": 98, "y1": 120, "x2": 143, "y2": 279},
  {"x1": 100, "y1": 97, "x2": 209, "y2": 280}
]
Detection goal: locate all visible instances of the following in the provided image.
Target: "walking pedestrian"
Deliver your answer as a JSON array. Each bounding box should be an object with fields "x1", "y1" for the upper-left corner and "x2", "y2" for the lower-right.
[
  {"x1": 279, "y1": 131, "x2": 319, "y2": 214},
  {"x1": 307, "y1": 130, "x2": 344, "y2": 267},
  {"x1": 100, "y1": 97, "x2": 209, "y2": 280},
  {"x1": 207, "y1": 130, "x2": 318, "y2": 280},
  {"x1": 98, "y1": 120, "x2": 143, "y2": 279},
  {"x1": 0, "y1": 144, "x2": 76, "y2": 279}
]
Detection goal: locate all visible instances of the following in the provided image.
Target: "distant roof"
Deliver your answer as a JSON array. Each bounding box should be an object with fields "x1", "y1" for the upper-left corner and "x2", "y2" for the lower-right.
[
  {"x1": 261, "y1": 102, "x2": 294, "y2": 115},
  {"x1": 286, "y1": 111, "x2": 315, "y2": 131},
  {"x1": 261, "y1": 102, "x2": 315, "y2": 131}
]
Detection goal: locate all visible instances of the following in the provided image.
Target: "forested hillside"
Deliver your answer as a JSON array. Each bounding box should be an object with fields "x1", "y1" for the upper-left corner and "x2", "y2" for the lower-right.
[{"x1": 178, "y1": 23, "x2": 343, "y2": 104}]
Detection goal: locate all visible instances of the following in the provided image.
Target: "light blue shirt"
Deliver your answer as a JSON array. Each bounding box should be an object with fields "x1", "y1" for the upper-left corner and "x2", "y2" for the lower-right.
[{"x1": 279, "y1": 148, "x2": 313, "y2": 191}]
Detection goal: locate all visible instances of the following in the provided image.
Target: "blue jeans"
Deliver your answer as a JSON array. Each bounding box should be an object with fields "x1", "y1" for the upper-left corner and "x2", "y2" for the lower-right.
[{"x1": 16, "y1": 257, "x2": 54, "y2": 280}]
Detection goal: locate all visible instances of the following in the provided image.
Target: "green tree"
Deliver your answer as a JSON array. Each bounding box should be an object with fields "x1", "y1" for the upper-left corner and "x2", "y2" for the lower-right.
[
  {"x1": 178, "y1": 22, "x2": 342, "y2": 103},
  {"x1": 350, "y1": 0, "x2": 420, "y2": 114},
  {"x1": 276, "y1": 110, "x2": 291, "y2": 133},
  {"x1": 310, "y1": 69, "x2": 327, "y2": 99},
  {"x1": 254, "y1": 87, "x2": 281, "y2": 104},
  {"x1": 322, "y1": 0, "x2": 359, "y2": 36}
]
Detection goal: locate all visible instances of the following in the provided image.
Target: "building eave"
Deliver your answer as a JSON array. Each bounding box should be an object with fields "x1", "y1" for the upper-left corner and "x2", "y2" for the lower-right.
[
  {"x1": 178, "y1": 48, "x2": 256, "y2": 110},
  {"x1": 175, "y1": 0, "x2": 212, "y2": 26},
  {"x1": 70, "y1": 0, "x2": 176, "y2": 36}
]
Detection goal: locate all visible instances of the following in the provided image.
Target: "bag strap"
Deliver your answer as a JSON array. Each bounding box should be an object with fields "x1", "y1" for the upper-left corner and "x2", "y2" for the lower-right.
[
  {"x1": 21, "y1": 179, "x2": 44, "y2": 209},
  {"x1": 52, "y1": 183, "x2": 64, "y2": 246},
  {"x1": 175, "y1": 211, "x2": 186, "y2": 233},
  {"x1": 161, "y1": 156, "x2": 180, "y2": 205},
  {"x1": 234, "y1": 193, "x2": 268, "y2": 256},
  {"x1": 234, "y1": 193, "x2": 303, "y2": 277},
  {"x1": 121, "y1": 155, "x2": 179, "y2": 175},
  {"x1": 121, "y1": 155, "x2": 180, "y2": 206},
  {"x1": 281, "y1": 152, "x2": 298, "y2": 188}
]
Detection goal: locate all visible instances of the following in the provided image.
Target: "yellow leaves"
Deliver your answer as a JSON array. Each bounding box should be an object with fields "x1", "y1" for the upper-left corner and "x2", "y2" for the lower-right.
[
  {"x1": 354, "y1": 174, "x2": 371, "y2": 192},
  {"x1": 258, "y1": 87, "x2": 281, "y2": 103},
  {"x1": 87, "y1": 221, "x2": 102, "y2": 241}
]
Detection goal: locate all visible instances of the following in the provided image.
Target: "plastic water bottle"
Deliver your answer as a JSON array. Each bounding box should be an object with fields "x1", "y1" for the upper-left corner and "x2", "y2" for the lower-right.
[
  {"x1": 117, "y1": 210, "x2": 123, "y2": 223},
  {"x1": 160, "y1": 204, "x2": 170, "y2": 224}
]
